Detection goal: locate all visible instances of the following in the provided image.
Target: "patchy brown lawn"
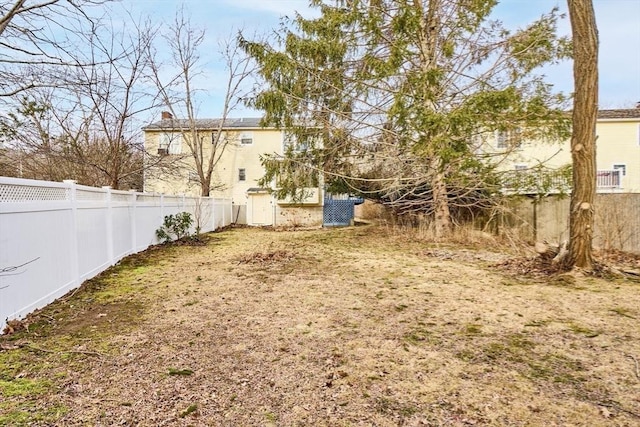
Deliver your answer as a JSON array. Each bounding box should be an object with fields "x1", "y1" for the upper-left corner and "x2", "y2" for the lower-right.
[{"x1": 1, "y1": 225, "x2": 639, "y2": 426}]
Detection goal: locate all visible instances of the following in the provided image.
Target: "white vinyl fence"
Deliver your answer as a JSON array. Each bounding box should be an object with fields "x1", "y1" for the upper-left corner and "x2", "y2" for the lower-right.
[{"x1": 0, "y1": 177, "x2": 232, "y2": 330}]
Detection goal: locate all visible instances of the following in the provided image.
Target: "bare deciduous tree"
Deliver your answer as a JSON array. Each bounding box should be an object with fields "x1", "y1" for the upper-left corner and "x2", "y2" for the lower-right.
[
  {"x1": 0, "y1": 0, "x2": 112, "y2": 97},
  {"x1": 0, "y1": 16, "x2": 174, "y2": 190},
  {"x1": 66, "y1": 17, "x2": 159, "y2": 189},
  {"x1": 147, "y1": 9, "x2": 255, "y2": 196}
]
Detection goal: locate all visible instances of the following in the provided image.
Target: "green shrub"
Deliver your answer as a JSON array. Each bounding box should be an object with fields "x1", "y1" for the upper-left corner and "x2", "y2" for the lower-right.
[{"x1": 155, "y1": 212, "x2": 194, "y2": 243}]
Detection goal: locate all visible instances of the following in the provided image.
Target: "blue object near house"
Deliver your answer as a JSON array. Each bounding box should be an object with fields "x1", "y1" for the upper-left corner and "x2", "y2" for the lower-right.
[{"x1": 323, "y1": 194, "x2": 364, "y2": 227}]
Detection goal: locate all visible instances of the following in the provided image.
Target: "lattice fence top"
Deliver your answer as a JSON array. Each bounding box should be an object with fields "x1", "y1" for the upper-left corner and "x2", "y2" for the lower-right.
[
  {"x1": 0, "y1": 183, "x2": 68, "y2": 202},
  {"x1": 0, "y1": 178, "x2": 226, "y2": 208}
]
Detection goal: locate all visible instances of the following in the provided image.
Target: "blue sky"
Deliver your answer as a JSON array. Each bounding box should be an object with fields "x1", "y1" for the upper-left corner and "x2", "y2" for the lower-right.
[{"x1": 122, "y1": 0, "x2": 640, "y2": 119}]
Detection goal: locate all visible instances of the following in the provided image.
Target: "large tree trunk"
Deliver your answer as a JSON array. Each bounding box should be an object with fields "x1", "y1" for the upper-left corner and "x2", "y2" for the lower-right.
[
  {"x1": 431, "y1": 158, "x2": 451, "y2": 239},
  {"x1": 201, "y1": 181, "x2": 210, "y2": 197},
  {"x1": 421, "y1": 0, "x2": 452, "y2": 239},
  {"x1": 566, "y1": 0, "x2": 598, "y2": 270}
]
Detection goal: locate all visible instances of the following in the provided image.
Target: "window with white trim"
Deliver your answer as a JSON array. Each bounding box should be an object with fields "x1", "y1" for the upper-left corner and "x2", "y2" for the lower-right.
[
  {"x1": 495, "y1": 129, "x2": 522, "y2": 149},
  {"x1": 240, "y1": 132, "x2": 253, "y2": 145},
  {"x1": 238, "y1": 168, "x2": 246, "y2": 181},
  {"x1": 613, "y1": 164, "x2": 626, "y2": 176},
  {"x1": 283, "y1": 132, "x2": 310, "y2": 152},
  {"x1": 188, "y1": 171, "x2": 199, "y2": 183},
  {"x1": 496, "y1": 131, "x2": 507, "y2": 149},
  {"x1": 159, "y1": 133, "x2": 182, "y2": 155}
]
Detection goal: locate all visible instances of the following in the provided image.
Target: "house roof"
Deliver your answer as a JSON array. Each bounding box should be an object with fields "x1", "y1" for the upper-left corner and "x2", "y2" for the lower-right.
[
  {"x1": 142, "y1": 108, "x2": 640, "y2": 131},
  {"x1": 597, "y1": 109, "x2": 640, "y2": 119},
  {"x1": 142, "y1": 117, "x2": 265, "y2": 131}
]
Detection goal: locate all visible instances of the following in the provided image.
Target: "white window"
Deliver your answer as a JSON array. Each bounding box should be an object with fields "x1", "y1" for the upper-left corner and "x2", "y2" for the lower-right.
[
  {"x1": 283, "y1": 132, "x2": 310, "y2": 152},
  {"x1": 240, "y1": 132, "x2": 253, "y2": 145},
  {"x1": 495, "y1": 129, "x2": 522, "y2": 149},
  {"x1": 496, "y1": 131, "x2": 508, "y2": 149},
  {"x1": 514, "y1": 164, "x2": 528, "y2": 171},
  {"x1": 159, "y1": 133, "x2": 182, "y2": 155},
  {"x1": 238, "y1": 168, "x2": 246, "y2": 181},
  {"x1": 188, "y1": 171, "x2": 199, "y2": 183},
  {"x1": 613, "y1": 164, "x2": 626, "y2": 176}
]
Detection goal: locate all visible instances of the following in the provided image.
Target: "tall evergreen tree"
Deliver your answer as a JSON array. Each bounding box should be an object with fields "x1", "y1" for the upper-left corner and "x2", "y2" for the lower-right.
[{"x1": 241, "y1": 0, "x2": 570, "y2": 237}]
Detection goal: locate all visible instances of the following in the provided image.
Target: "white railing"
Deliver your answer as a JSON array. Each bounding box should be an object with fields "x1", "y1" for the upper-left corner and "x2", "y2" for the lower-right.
[
  {"x1": 0, "y1": 177, "x2": 232, "y2": 330},
  {"x1": 502, "y1": 168, "x2": 624, "y2": 194},
  {"x1": 501, "y1": 168, "x2": 571, "y2": 195},
  {"x1": 597, "y1": 169, "x2": 621, "y2": 189}
]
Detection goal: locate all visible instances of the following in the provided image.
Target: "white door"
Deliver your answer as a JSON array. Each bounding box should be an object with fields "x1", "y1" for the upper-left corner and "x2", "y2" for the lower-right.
[{"x1": 249, "y1": 193, "x2": 273, "y2": 226}]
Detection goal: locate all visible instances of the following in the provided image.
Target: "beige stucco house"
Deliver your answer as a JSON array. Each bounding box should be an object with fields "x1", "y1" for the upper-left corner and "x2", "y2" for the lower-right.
[
  {"x1": 488, "y1": 107, "x2": 640, "y2": 193},
  {"x1": 142, "y1": 113, "x2": 324, "y2": 227}
]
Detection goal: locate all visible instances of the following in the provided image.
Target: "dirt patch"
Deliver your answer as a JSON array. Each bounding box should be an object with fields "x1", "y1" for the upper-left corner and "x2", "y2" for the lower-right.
[
  {"x1": 235, "y1": 249, "x2": 297, "y2": 265},
  {"x1": 1, "y1": 225, "x2": 639, "y2": 426}
]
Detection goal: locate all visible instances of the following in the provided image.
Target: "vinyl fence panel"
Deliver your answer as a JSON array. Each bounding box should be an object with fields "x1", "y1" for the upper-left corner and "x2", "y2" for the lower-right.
[{"x1": 0, "y1": 177, "x2": 231, "y2": 331}]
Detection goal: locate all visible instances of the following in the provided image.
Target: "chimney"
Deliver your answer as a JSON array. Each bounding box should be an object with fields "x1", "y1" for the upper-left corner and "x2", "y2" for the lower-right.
[{"x1": 161, "y1": 111, "x2": 173, "y2": 120}]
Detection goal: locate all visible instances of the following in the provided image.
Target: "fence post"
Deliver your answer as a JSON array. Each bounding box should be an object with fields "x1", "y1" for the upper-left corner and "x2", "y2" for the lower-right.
[
  {"x1": 210, "y1": 197, "x2": 215, "y2": 231},
  {"x1": 194, "y1": 196, "x2": 200, "y2": 234},
  {"x1": 63, "y1": 180, "x2": 80, "y2": 286},
  {"x1": 222, "y1": 199, "x2": 226, "y2": 226},
  {"x1": 211, "y1": 198, "x2": 216, "y2": 230},
  {"x1": 273, "y1": 198, "x2": 277, "y2": 227},
  {"x1": 130, "y1": 190, "x2": 137, "y2": 253},
  {"x1": 102, "y1": 187, "x2": 115, "y2": 265},
  {"x1": 160, "y1": 194, "x2": 164, "y2": 224}
]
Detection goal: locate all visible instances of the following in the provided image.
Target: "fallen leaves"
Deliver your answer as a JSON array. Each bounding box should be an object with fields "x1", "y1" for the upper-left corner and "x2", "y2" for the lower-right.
[{"x1": 2, "y1": 318, "x2": 27, "y2": 335}]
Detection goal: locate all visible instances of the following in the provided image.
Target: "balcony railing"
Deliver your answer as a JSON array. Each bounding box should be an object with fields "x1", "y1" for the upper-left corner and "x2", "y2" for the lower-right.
[
  {"x1": 596, "y1": 169, "x2": 621, "y2": 189},
  {"x1": 502, "y1": 168, "x2": 622, "y2": 194},
  {"x1": 502, "y1": 168, "x2": 571, "y2": 194}
]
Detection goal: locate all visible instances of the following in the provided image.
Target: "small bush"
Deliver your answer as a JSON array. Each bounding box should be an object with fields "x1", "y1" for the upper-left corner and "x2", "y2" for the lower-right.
[{"x1": 156, "y1": 212, "x2": 194, "y2": 243}]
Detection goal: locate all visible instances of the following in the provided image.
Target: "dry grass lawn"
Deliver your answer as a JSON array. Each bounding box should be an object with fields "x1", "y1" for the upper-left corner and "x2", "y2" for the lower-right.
[{"x1": 1, "y1": 225, "x2": 639, "y2": 426}]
